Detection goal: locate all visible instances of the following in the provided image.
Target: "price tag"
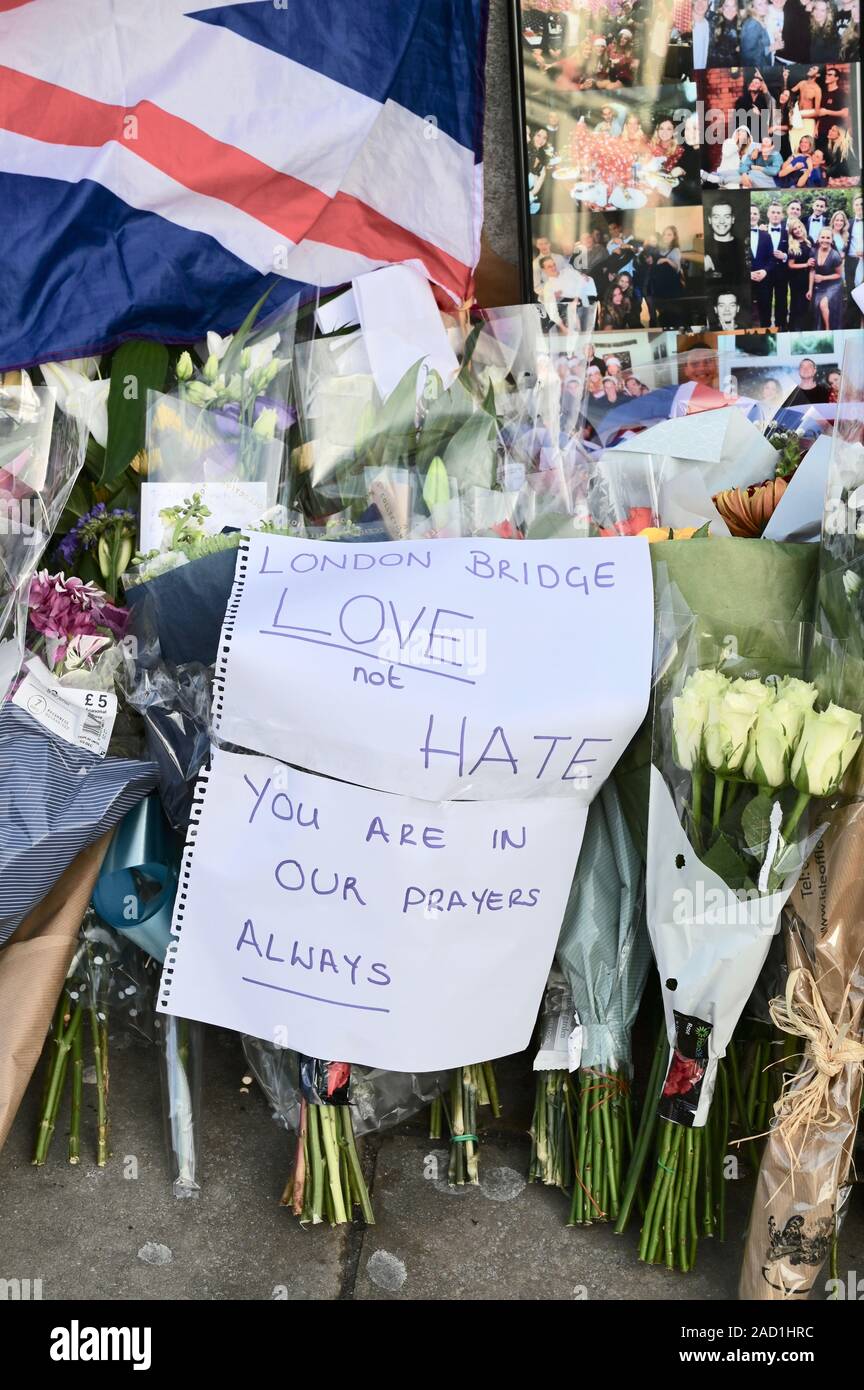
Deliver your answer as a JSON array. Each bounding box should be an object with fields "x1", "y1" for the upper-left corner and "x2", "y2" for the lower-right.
[{"x1": 12, "y1": 656, "x2": 117, "y2": 757}]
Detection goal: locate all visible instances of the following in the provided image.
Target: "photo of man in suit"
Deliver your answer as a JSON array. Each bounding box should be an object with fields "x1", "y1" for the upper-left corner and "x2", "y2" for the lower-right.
[
  {"x1": 764, "y1": 201, "x2": 790, "y2": 328},
  {"x1": 750, "y1": 204, "x2": 776, "y2": 327}
]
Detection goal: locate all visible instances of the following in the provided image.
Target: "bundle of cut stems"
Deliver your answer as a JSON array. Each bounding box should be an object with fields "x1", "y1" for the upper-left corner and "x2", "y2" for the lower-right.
[
  {"x1": 569, "y1": 1068, "x2": 634, "y2": 1225},
  {"x1": 33, "y1": 955, "x2": 110, "y2": 1168},
  {"x1": 529, "y1": 1071, "x2": 575, "y2": 1190},
  {"x1": 282, "y1": 1097, "x2": 374, "y2": 1226},
  {"x1": 428, "y1": 1062, "x2": 501, "y2": 1185}
]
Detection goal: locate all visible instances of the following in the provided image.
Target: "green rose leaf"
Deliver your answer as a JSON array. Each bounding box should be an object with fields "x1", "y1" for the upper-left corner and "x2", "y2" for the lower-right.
[
  {"x1": 700, "y1": 832, "x2": 753, "y2": 890},
  {"x1": 740, "y1": 790, "x2": 777, "y2": 857}
]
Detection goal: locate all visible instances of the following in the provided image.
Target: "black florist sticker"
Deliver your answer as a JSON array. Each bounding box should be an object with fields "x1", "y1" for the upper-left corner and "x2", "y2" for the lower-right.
[{"x1": 659, "y1": 1011, "x2": 712, "y2": 1127}]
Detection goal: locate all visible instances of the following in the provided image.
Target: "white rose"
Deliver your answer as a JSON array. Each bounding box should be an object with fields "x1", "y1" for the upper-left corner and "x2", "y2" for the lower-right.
[
  {"x1": 704, "y1": 690, "x2": 763, "y2": 774},
  {"x1": 729, "y1": 676, "x2": 774, "y2": 707},
  {"x1": 775, "y1": 676, "x2": 818, "y2": 712},
  {"x1": 671, "y1": 670, "x2": 729, "y2": 771},
  {"x1": 790, "y1": 703, "x2": 862, "y2": 796},
  {"x1": 743, "y1": 696, "x2": 807, "y2": 787}
]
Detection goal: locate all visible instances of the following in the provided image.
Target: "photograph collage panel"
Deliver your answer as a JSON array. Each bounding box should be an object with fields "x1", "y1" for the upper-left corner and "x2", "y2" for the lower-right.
[
  {"x1": 678, "y1": 325, "x2": 855, "y2": 404},
  {"x1": 517, "y1": 0, "x2": 862, "y2": 340}
]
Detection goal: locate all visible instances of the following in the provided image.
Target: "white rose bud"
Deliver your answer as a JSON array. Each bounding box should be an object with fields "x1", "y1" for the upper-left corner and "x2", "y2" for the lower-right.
[
  {"x1": 743, "y1": 696, "x2": 807, "y2": 787},
  {"x1": 728, "y1": 676, "x2": 774, "y2": 707},
  {"x1": 790, "y1": 702, "x2": 863, "y2": 797},
  {"x1": 672, "y1": 691, "x2": 704, "y2": 771},
  {"x1": 671, "y1": 669, "x2": 730, "y2": 771},
  {"x1": 704, "y1": 690, "x2": 763, "y2": 774},
  {"x1": 202, "y1": 353, "x2": 220, "y2": 383},
  {"x1": 775, "y1": 676, "x2": 818, "y2": 712}
]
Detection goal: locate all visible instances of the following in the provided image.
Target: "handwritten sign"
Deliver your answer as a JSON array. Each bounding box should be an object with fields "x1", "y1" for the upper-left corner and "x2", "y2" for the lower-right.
[
  {"x1": 213, "y1": 534, "x2": 653, "y2": 802},
  {"x1": 158, "y1": 750, "x2": 586, "y2": 1069}
]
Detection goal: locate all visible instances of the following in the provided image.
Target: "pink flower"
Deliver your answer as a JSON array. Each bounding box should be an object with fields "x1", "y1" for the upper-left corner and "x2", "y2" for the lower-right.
[
  {"x1": 27, "y1": 570, "x2": 129, "y2": 669},
  {"x1": 63, "y1": 633, "x2": 112, "y2": 671}
]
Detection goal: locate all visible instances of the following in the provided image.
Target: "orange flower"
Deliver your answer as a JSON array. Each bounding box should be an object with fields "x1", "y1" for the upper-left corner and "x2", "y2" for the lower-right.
[
  {"x1": 599, "y1": 506, "x2": 656, "y2": 537},
  {"x1": 712, "y1": 478, "x2": 788, "y2": 538}
]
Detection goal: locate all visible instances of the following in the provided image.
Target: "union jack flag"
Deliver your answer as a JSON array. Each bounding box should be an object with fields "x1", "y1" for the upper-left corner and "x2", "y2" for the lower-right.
[{"x1": 0, "y1": 0, "x2": 487, "y2": 369}]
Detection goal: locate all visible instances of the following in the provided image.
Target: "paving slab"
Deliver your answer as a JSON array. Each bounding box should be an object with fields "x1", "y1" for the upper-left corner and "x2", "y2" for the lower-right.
[
  {"x1": 0, "y1": 1029, "x2": 344, "y2": 1302},
  {"x1": 354, "y1": 1130, "x2": 864, "y2": 1302}
]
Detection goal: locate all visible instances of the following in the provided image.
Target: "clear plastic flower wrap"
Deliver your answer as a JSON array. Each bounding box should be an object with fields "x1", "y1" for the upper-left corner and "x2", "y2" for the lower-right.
[
  {"x1": 584, "y1": 348, "x2": 829, "y2": 541},
  {"x1": 242, "y1": 1036, "x2": 446, "y2": 1137},
  {"x1": 136, "y1": 392, "x2": 285, "y2": 564},
  {"x1": 158, "y1": 1015, "x2": 203, "y2": 1199},
  {"x1": 118, "y1": 611, "x2": 212, "y2": 832},
  {"x1": 0, "y1": 372, "x2": 87, "y2": 677},
  {"x1": 288, "y1": 302, "x2": 592, "y2": 541},
  {"x1": 33, "y1": 911, "x2": 159, "y2": 1168},
  {"x1": 633, "y1": 601, "x2": 859, "y2": 1272},
  {"x1": 242, "y1": 1037, "x2": 446, "y2": 1227},
  {"x1": 172, "y1": 290, "x2": 299, "y2": 452},
  {"x1": 740, "y1": 340, "x2": 864, "y2": 1299}
]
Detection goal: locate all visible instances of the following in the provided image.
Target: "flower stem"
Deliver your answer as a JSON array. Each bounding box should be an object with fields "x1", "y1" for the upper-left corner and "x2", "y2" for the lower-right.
[
  {"x1": 780, "y1": 790, "x2": 810, "y2": 852},
  {"x1": 89, "y1": 1008, "x2": 109, "y2": 1166},
  {"x1": 33, "y1": 998, "x2": 83, "y2": 1166},
  {"x1": 68, "y1": 1023, "x2": 83, "y2": 1165},
  {"x1": 286, "y1": 1098, "x2": 307, "y2": 1213},
  {"x1": 306, "y1": 1103, "x2": 324, "y2": 1223},
  {"x1": 428, "y1": 1096, "x2": 442, "y2": 1141},
  {"x1": 716, "y1": 1061, "x2": 730, "y2": 1242},
  {"x1": 689, "y1": 1128, "x2": 701, "y2": 1267},
  {"x1": 727, "y1": 1040, "x2": 748, "y2": 1131},
  {"x1": 318, "y1": 1106, "x2": 348, "y2": 1224},
  {"x1": 712, "y1": 774, "x2": 726, "y2": 832},
  {"x1": 482, "y1": 1061, "x2": 501, "y2": 1118},
  {"x1": 616, "y1": 1027, "x2": 668, "y2": 1235},
  {"x1": 339, "y1": 1107, "x2": 375, "y2": 1225},
  {"x1": 691, "y1": 765, "x2": 704, "y2": 851}
]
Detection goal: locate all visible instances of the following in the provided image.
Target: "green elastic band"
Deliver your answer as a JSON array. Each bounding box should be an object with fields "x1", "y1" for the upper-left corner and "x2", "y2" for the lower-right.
[
  {"x1": 657, "y1": 1160, "x2": 676, "y2": 1173},
  {"x1": 451, "y1": 1133, "x2": 479, "y2": 1143}
]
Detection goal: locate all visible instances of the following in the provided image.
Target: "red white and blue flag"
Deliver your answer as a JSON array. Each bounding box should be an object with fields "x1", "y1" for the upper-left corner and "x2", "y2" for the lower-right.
[{"x1": 0, "y1": 0, "x2": 487, "y2": 369}]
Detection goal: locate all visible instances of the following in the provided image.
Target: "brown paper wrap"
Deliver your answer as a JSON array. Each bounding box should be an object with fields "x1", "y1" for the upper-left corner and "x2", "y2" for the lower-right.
[
  {"x1": 740, "y1": 802, "x2": 864, "y2": 1300},
  {"x1": 0, "y1": 834, "x2": 110, "y2": 1152}
]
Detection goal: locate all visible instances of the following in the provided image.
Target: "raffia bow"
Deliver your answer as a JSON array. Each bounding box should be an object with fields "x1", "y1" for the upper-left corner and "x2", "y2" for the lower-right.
[{"x1": 767, "y1": 967, "x2": 864, "y2": 1165}]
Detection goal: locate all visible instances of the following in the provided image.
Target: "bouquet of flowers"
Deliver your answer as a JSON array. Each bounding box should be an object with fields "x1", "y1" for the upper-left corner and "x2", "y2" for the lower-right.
[
  {"x1": 530, "y1": 780, "x2": 650, "y2": 1225},
  {"x1": 1, "y1": 371, "x2": 87, "y2": 693},
  {"x1": 585, "y1": 349, "x2": 829, "y2": 543},
  {"x1": 632, "y1": 614, "x2": 859, "y2": 1271},
  {"x1": 243, "y1": 1039, "x2": 446, "y2": 1224},
  {"x1": 289, "y1": 296, "x2": 590, "y2": 542},
  {"x1": 741, "y1": 340, "x2": 864, "y2": 1299}
]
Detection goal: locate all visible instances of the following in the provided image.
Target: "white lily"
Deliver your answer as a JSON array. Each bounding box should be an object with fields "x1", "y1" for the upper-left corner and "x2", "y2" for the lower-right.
[
  {"x1": 204, "y1": 330, "x2": 279, "y2": 374},
  {"x1": 206, "y1": 331, "x2": 232, "y2": 362},
  {"x1": 40, "y1": 359, "x2": 109, "y2": 447}
]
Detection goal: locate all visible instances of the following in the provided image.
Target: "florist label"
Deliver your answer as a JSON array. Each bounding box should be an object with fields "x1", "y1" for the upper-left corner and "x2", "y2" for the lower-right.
[
  {"x1": 158, "y1": 749, "x2": 585, "y2": 1070},
  {"x1": 213, "y1": 533, "x2": 653, "y2": 802}
]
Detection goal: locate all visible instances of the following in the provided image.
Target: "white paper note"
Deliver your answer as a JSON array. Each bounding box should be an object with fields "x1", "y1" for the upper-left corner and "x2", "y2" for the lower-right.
[
  {"x1": 762, "y1": 434, "x2": 831, "y2": 542},
  {"x1": 352, "y1": 266, "x2": 460, "y2": 400},
  {"x1": 158, "y1": 750, "x2": 586, "y2": 1070},
  {"x1": 212, "y1": 533, "x2": 654, "y2": 802}
]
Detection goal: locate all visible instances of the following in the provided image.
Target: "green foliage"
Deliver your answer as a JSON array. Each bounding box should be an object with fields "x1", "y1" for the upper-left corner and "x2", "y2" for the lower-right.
[
  {"x1": 740, "y1": 790, "x2": 777, "y2": 857},
  {"x1": 700, "y1": 833, "x2": 753, "y2": 890},
  {"x1": 102, "y1": 341, "x2": 169, "y2": 484}
]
